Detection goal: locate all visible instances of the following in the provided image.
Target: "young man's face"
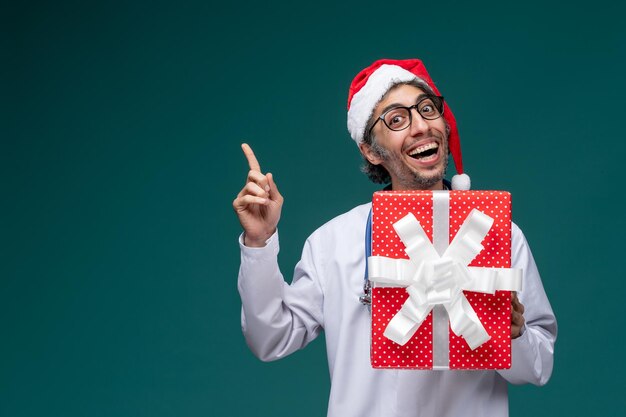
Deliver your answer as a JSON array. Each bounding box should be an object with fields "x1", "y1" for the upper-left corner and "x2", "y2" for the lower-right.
[{"x1": 361, "y1": 84, "x2": 449, "y2": 190}]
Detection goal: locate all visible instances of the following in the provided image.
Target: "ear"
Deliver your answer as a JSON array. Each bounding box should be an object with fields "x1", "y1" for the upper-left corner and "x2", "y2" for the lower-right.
[{"x1": 359, "y1": 142, "x2": 383, "y2": 165}]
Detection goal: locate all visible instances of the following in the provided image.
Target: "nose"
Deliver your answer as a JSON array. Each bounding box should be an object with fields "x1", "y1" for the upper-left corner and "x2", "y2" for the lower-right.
[{"x1": 408, "y1": 107, "x2": 429, "y2": 136}]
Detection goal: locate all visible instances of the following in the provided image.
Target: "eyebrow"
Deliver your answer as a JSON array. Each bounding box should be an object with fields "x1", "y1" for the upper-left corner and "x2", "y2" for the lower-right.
[{"x1": 377, "y1": 94, "x2": 431, "y2": 117}]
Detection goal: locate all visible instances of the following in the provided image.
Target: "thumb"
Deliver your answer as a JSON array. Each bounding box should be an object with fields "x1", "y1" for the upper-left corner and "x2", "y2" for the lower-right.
[{"x1": 266, "y1": 173, "x2": 283, "y2": 201}]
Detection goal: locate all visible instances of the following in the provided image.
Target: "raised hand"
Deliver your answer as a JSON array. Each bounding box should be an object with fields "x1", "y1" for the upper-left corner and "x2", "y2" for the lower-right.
[{"x1": 232, "y1": 143, "x2": 284, "y2": 247}]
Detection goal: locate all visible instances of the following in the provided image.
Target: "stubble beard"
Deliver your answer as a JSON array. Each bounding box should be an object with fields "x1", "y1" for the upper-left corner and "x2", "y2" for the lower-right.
[{"x1": 370, "y1": 138, "x2": 449, "y2": 190}]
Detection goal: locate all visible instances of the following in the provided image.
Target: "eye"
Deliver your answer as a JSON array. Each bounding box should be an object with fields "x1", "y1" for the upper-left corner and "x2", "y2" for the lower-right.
[
  {"x1": 384, "y1": 108, "x2": 409, "y2": 129},
  {"x1": 418, "y1": 99, "x2": 439, "y2": 118}
]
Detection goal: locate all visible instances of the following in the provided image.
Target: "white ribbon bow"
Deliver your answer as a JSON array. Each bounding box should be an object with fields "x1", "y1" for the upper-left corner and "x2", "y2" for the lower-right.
[{"x1": 368, "y1": 209, "x2": 522, "y2": 350}]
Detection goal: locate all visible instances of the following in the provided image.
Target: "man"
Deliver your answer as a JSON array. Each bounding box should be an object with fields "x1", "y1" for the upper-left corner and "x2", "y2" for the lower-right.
[{"x1": 233, "y1": 58, "x2": 557, "y2": 417}]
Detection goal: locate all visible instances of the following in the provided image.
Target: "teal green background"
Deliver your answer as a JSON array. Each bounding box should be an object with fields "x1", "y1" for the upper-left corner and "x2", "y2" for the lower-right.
[{"x1": 3, "y1": 0, "x2": 625, "y2": 415}]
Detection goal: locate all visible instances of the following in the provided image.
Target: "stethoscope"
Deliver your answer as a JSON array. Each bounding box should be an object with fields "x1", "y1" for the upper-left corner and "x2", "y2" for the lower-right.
[{"x1": 359, "y1": 209, "x2": 373, "y2": 306}]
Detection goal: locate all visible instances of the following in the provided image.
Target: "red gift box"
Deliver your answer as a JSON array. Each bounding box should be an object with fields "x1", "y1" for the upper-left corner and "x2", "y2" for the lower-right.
[{"x1": 370, "y1": 190, "x2": 515, "y2": 370}]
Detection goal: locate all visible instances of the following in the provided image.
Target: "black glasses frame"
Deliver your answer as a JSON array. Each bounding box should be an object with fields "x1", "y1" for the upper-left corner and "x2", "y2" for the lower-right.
[{"x1": 368, "y1": 95, "x2": 445, "y2": 136}]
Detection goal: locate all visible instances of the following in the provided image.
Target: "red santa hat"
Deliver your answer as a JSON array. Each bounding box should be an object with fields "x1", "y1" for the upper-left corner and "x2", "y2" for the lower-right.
[{"x1": 347, "y1": 58, "x2": 470, "y2": 190}]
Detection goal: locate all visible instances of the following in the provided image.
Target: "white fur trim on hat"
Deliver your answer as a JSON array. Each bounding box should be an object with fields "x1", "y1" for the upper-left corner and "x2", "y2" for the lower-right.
[{"x1": 347, "y1": 65, "x2": 425, "y2": 144}]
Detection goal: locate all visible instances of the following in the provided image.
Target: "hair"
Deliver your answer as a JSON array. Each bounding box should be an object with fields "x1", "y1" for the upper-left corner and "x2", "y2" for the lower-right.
[{"x1": 360, "y1": 79, "x2": 446, "y2": 184}]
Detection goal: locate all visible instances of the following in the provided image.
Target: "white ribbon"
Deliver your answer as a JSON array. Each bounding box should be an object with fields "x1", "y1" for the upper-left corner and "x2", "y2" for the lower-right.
[{"x1": 369, "y1": 209, "x2": 522, "y2": 350}]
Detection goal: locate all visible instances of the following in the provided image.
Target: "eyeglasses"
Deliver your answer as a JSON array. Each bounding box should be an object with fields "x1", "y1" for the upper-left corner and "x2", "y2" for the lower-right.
[{"x1": 368, "y1": 95, "x2": 445, "y2": 135}]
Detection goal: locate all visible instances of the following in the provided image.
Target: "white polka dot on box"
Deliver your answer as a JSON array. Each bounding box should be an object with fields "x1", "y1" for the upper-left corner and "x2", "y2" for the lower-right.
[{"x1": 370, "y1": 190, "x2": 513, "y2": 370}]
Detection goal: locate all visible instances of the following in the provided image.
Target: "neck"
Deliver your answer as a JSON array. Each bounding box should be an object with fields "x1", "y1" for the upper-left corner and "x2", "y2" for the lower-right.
[{"x1": 391, "y1": 179, "x2": 445, "y2": 191}]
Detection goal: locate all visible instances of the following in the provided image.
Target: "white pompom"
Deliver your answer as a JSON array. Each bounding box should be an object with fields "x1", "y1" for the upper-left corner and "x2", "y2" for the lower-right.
[{"x1": 451, "y1": 173, "x2": 471, "y2": 190}]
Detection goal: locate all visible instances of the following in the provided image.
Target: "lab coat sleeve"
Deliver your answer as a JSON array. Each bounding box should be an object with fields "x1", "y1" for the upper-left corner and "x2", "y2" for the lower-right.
[
  {"x1": 497, "y1": 223, "x2": 557, "y2": 385},
  {"x1": 237, "y1": 230, "x2": 325, "y2": 362}
]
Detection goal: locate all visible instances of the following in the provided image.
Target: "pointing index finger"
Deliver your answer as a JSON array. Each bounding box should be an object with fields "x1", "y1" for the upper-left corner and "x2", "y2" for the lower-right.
[{"x1": 241, "y1": 143, "x2": 261, "y2": 172}]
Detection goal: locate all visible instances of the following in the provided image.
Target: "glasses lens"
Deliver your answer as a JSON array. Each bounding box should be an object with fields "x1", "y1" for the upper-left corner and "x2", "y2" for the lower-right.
[
  {"x1": 383, "y1": 107, "x2": 411, "y2": 131},
  {"x1": 418, "y1": 96, "x2": 444, "y2": 120}
]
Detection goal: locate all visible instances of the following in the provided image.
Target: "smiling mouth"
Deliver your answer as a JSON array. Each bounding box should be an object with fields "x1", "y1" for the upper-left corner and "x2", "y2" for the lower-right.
[{"x1": 408, "y1": 142, "x2": 439, "y2": 160}]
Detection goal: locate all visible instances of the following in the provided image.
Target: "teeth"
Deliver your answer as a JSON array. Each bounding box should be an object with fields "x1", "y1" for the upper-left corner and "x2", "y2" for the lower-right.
[{"x1": 409, "y1": 143, "x2": 438, "y2": 156}]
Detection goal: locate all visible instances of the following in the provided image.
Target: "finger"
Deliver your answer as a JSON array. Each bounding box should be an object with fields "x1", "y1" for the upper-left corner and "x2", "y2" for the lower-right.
[
  {"x1": 247, "y1": 170, "x2": 270, "y2": 191},
  {"x1": 240, "y1": 181, "x2": 269, "y2": 199},
  {"x1": 511, "y1": 301, "x2": 523, "y2": 315},
  {"x1": 233, "y1": 195, "x2": 269, "y2": 211},
  {"x1": 242, "y1": 143, "x2": 262, "y2": 172},
  {"x1": 512, "y1": 321, "x2": 525, "y2": 338},
  {"x1": 266, "y1": 172, "x2": 283, "y2": 202},
  {"x1": 511, "y1": 293, "x2": 525, "y2": 315}
]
